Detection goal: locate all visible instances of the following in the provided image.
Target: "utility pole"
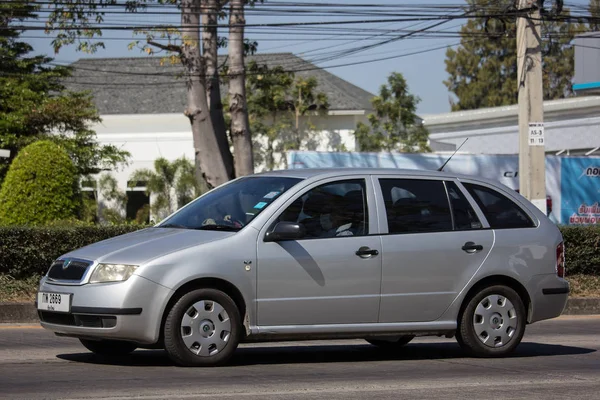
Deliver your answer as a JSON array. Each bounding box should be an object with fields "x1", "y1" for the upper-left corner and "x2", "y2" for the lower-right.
[{"x1": 517, "y1": 0, "x2": 547, "y2": 214}]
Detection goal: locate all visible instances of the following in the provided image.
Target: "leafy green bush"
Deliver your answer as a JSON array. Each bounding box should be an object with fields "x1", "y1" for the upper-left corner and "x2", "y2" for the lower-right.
[
  {"x1": 0, "y1": 141, "x2": 80, "y2": 225},
  {"x1": 561, "y1": 226, "x2": 600, "y2": 276},
  {"x1": 0, "y1": 225, "x2": 145, "y2": 279}
]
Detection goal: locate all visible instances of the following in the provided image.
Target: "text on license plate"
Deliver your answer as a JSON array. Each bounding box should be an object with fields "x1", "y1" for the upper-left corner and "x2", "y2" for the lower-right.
[{"x1": 37, "y1": 292, "x2": 71, "y2": 313}]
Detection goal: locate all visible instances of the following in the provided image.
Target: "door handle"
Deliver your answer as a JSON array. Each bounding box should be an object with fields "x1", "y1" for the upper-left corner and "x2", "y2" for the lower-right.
[
  {"x1": 462, "y1": 241, "x2": 483, "y2": 253},
  {"x1": 356, "y1": 247, "x2": 379, "y2": 257}
]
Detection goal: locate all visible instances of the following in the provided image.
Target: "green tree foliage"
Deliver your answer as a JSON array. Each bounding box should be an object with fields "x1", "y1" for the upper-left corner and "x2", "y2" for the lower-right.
[
  {"x1": 444, "y1": 0, "x2": 587, "y2": 111},
  {"x1": 0, "y1": 1, "x2": 129, "y2": 184},
  {"x1": 589, "y1": 0, "x2": 600, "y2": 31},
  {"x1": 244, "y1": 62, "x2": 295, "y2": 170},
  {"x1": 97, "y1": 174, "x2": 128, "y2": 224},
  {"x1": 130, "y1": 157, "x2": 203, "y2": 221},
  {"x1": 227, "y1": 63, "x2": 330, "y2": 170},
  {"x1": 0, "y1": 141, "x2": 80, "y2": 226},
  {"x1": 354, "y1": 72, "x2": 430, "y2": 153},
  {"x1": 286, "y1": 76, "x2": 330, "y2": 153}
]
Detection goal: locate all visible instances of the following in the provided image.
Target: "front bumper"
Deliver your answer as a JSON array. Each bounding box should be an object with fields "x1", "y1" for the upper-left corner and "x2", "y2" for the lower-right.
[
  {"x1": 37, "y1": 274, "x2": 173, "y2": 345},
  {"x1": 528, "y1": 273, "x2": 570, "y2": 323}
]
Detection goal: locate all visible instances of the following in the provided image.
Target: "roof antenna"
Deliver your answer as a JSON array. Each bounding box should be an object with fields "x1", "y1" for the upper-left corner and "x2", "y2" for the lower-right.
[{"x1": 437, "y1": 138, "x2": 469, "y2": 172}]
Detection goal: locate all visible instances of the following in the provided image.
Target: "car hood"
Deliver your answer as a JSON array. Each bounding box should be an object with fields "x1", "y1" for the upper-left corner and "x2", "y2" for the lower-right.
[{"x1": 61, "y1": 227, "x2": 235, "y2": 265}]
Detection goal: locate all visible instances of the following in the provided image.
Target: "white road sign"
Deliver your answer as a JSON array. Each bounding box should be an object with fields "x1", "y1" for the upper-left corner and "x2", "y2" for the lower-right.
[{"x1": 528, "y1": 122, "x2": 545, "y2": 146}]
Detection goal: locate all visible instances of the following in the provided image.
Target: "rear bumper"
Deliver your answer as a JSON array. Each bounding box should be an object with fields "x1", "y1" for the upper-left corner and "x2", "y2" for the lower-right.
[
  {"x1": 37, "y1": 275, "x2": 173, "y2": 344},
  {"x1": 528, "y1": 274, "x2": 570, "y2": 323}
]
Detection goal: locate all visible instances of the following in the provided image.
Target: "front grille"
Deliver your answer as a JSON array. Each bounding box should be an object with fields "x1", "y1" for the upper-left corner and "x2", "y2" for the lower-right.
[{"x1": 47, "y1": 260, "x2": 91, "y2": 281}]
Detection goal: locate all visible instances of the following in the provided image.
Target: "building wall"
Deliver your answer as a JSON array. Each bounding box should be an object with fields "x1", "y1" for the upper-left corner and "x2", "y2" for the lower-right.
[
  {"x1": 428, "y1": 116, "x2": 600, "y2": 155},
  {"x1": 89, "y1": 112, "x2": 366, "y2": 220}
]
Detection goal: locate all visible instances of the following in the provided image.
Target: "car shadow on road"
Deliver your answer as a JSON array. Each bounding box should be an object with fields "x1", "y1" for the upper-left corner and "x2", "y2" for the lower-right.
[{"x1": 56, "y1": 340, "x2": 596, "y2": 368}]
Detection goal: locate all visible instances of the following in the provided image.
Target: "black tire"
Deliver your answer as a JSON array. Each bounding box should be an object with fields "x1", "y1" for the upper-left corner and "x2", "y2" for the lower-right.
[
  {"x1": 366, "y1": 335, "x2": 415, "y2": 349},
  {"x1": 79, "y1": 339, "x2": 137, "y2": 357},
  {"x1": 164, "y1": 288, "x2": 242, "y2": 367},
  {"x1": 457, "y1": 285, "x2": 526, "y2": 357}
]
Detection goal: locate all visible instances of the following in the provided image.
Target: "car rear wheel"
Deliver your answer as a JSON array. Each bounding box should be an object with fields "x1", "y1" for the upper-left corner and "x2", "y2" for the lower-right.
[
  {"x1": 366, "y1": 335, "x2": 415, "y2": 349},
  {"x1": 79, "y1": 339, "x2": 137, "y2": 357},
  {"x1": 457, "y1": 285, "x2": 526, "y2": 357},
  {"x1": 164, "y1": 288, "x2": 242, "y2": 367}
]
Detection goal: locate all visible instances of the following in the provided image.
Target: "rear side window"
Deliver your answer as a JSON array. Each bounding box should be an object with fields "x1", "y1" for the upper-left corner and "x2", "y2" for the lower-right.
[
  {"x1": 379, "y1": 179, "x2": 452, "y2": 234},
  {"x1": 463, "y1": 183, "x2": 535, "y2": 229},
  {"x1": 445, "y1": 182, "x2": 482, "y2": 230}
]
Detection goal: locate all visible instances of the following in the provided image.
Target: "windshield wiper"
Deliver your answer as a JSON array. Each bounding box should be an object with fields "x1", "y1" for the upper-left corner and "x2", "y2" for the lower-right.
[
  {"x1": 195, "y1": 224, "x2": 240, "y2": 232},
  {"x1": 158, "y1": 223, "x2": 188, "y2": 229}
]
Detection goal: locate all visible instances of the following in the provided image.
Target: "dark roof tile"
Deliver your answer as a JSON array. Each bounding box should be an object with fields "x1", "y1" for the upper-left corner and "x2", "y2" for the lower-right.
[{"x1": 64, "y1": 52, "x2": 375, "y2": 115}]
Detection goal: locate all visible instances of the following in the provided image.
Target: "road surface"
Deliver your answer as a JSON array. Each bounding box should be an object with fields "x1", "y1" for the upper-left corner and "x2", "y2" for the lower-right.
[{"x1": 1, "y1": 315, "x2": 599, "y2": 399}]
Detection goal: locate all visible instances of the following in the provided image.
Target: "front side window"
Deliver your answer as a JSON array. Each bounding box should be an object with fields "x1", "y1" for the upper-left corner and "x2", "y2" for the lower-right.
[
  {"x1": 463, "y1": 183, "x2": 535, "y2": 229},
  {"x1": 159, "y1": 176, "x2": 302, "y2": 231},
  {"x1": 278, "y1": 179, "x2": 368, "y2": 238},
  {"x1": 379, "y1": 179, "x2": 452, "y2": 234},
  {"x1": 446, "y1": 181, "x2": 482, "y2": 230}
]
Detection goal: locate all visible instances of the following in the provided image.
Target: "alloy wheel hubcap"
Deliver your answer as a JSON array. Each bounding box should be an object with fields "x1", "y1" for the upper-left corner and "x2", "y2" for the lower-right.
[
  {"x1": 180, "y1": 300, "x2": 231, "y2": 357},
  {"x1": 473, "y1": 294, "x2": 518, "y2": 348}
]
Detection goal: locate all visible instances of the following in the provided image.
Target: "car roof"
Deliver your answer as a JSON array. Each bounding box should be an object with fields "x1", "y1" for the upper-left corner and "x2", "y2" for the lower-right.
[{"x1": 254, "y1": 167, "x2": 481, "y2": 182}]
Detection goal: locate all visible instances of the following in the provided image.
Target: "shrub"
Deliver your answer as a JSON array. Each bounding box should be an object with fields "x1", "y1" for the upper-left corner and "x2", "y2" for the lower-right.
[
  {"x1": 561, "y1": 226, "x2": 600, "y2": 276},
  {"x1": 0, "y1": 225, "x2": 145, "y2": 279},
  {"x1": 0, "y1": 141, "x2": 80, "y2": 225}
]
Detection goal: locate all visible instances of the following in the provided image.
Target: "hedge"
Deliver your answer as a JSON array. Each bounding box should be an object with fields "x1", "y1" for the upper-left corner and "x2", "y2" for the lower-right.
[
  {"x1": 561, "y1": 226, "x2": 600, "y2": 275},
  {"x1": 0, "y1": 225, "x2": 145, "y2": 279},
  {"x1": 0, "y1": 225, "x2": 598, "y2": 279}
]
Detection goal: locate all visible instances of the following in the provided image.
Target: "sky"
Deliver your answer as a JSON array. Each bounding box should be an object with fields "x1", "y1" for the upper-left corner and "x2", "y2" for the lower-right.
[{"x1": 23, "y1": 0, "x2": 592, "y2": 115}]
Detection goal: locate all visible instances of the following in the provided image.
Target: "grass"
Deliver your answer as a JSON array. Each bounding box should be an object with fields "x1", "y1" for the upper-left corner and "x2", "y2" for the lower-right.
[
  {"x1": 568, "y1": 274, "x2": 600, "y2": 298},
  {"x1": 0, "y1": 274, "x2": 40, "y2": 303},
  {"x1": 1, "y1": 274, "x2": 599, "y2": 303}
]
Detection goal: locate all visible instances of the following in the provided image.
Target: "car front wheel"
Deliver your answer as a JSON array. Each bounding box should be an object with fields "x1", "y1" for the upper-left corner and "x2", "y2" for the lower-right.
[
  {"x1": 457, "y1": 285, "x2": 526, "y2": 357},
  {"x1": 164, "y1": 288, "x2": 242, "y2": 367}
]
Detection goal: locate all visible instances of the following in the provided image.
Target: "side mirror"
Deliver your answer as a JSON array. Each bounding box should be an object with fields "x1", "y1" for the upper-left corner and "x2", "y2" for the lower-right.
[{"x1": 264, "y1": 221, "x2": 306, "y2": 242}]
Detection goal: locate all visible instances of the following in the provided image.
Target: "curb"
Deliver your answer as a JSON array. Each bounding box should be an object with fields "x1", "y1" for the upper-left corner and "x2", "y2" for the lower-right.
[
  {"x1": 0, "y1": 302, "x2": 39, "y2": 324},
  {"x1": 2, "y1": 298, "x2": 600, "y2": 324}
]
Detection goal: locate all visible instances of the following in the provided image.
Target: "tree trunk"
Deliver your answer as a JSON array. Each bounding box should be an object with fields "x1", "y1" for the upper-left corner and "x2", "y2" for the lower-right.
[
  {"x1": 228, "y1": 0, "x2": 254, "y2": 177},
  {"x1": 202, "y1": 0, "x2": 234, "y2": 179},
  {"x1": 180, "y1": 0, "x2": 230, "y2": 188}
]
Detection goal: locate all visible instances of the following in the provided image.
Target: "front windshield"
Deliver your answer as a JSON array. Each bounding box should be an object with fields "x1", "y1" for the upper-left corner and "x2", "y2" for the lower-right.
[{"x1": 158, "y1": 176, "x2": 302, "y2": 231}]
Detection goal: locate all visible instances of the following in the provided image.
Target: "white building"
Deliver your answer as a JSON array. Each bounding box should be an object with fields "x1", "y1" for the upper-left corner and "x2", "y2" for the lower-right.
[
  {"x1": 66, "y1": 53, "x2": 375, "y2": 219},
  {"x1": 422, "y1": 96, "x2": 600, "y2": 156}
]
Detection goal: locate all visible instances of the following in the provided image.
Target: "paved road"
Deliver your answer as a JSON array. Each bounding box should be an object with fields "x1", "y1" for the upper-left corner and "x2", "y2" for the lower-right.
[{"x1": 1, "y1": 316, "x2": 599, "y2": 400}]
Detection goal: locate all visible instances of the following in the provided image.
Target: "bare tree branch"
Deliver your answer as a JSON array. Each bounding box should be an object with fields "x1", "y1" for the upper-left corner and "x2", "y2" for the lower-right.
[{"x1": 147, "y1": 40, "x2": 181, "y2": 53}]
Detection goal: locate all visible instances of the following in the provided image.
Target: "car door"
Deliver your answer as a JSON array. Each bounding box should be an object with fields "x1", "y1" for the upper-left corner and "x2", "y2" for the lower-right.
[
  {"x1": 374, "y1": 176, "x2": 494, "y2": 323},
  {"x1": 256, "y1": 176, "x2": 382, "y2": 326}
]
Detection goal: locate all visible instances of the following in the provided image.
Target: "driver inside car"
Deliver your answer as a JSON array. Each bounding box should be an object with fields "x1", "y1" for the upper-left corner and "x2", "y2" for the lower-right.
[{"x1": 320, "y1": 198, "x2": 354, "y2": 238}]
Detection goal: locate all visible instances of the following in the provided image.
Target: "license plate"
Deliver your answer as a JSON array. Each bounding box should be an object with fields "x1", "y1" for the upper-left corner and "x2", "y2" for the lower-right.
[{"x1": 37, "y1": 292, "x2": 71, "y2": 313}]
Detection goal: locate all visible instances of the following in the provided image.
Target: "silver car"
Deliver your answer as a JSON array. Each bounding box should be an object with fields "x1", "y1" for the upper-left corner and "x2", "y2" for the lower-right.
[{"x1": 36, "y1": 168, "x2": 569, "y2": 366}]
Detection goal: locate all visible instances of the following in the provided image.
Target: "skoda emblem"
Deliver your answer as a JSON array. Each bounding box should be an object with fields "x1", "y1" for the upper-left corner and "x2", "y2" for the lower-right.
[{"x1": 62, "y1": 259, "x2": 72, "y2": 270}]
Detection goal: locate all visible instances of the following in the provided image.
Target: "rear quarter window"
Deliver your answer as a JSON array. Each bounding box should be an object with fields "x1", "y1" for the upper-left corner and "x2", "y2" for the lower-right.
[{"x1": 463, "y1": 183, "x2": 536, "y2": 229}]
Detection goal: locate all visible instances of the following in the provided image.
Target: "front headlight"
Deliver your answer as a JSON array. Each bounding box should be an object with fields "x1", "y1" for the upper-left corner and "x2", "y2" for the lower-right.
[{"x1": 89, "y1": 264, "x2": 138, "y2": 284}]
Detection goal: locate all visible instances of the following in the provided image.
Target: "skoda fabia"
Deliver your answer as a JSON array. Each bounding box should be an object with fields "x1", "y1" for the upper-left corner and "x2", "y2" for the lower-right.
[{"x1": 37, "y1": 168, "x2": 569, "y2": 366}]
